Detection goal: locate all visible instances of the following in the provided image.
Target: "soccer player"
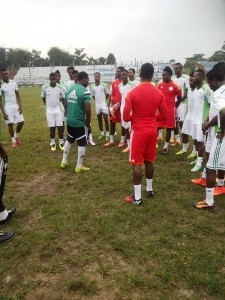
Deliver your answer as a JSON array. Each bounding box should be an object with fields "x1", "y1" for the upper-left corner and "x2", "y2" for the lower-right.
[
  {"x1": 104, "y1": 66, "x2": 124, "y2": 147},
  {"x1": 119, "y1": 69, "x2": 133, "y2": 152},
  {"x1": 158, "y1": 67, "x2": 182, "y2": 154},
  {"x1": 0, "y1": 143, "x2": 16, "y2": 225},
  {"x1": 0, "y1": 69, "x2": 24, "y2": 148},
  {"x1": 193, "y1": 67, "x2": 225, "y2": 209},
  {"x1": 176, "y1": 73, "x2": 197, "y2": 157},
  {"x1": 123, "y1": 63, "x2": 167, "y2": 205},
  {"x1": 128, "y1": 68, "x2": 140, "y2": 87},
  {"x1": 190, "y1": 69, "x2": 212, "y2": 172},
  {"x1": 60, "y1": 71, "x2": 91, "y2": 173},
  {"x1": 91, "y1": 72, "x2": 110, "y2": 141},
  {"x1": 72, "y1": 70, "x2": 79, "y2": 83},
  {"x1": 41, "y1": 73, "x2": 66, "y2": 151},
  {"x1": 65, "y1": 66, "x2": 75, "y2": 90}
]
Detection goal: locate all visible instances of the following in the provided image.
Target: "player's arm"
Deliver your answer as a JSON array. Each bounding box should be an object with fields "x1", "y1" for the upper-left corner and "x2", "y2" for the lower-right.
[
  {"x1": 84, "y1": 92, "x2": 91, "y2": 128},
  {"x1": 0, "y1": 95, "x2": 8, "y2": 120},
  {"x1": 219, "y1": 108, "x2": 225, "y2": 139},
  {"x1": 175, "y1": 85, "x2": 182, "y2": 108},
  {"x1": 41, "y1": 86, "x2": 46, "y2": 105},
  {"x1": 15, "y1": 90, "x2": 22, "y2": 114},
  {"x1": 0, "y1": 143, "x2": 7, "y2": 159},
  {"x1": 156, "y1": 95, "x2": 167, "y2": 122},
  {"x1": 123, "y1": 93, "x2": 132, "y2": 122}
]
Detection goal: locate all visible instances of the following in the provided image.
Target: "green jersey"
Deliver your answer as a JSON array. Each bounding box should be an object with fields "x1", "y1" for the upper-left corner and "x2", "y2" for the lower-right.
[{"x1": 66, "y1": 83, "x2": 91, "y2": 127}]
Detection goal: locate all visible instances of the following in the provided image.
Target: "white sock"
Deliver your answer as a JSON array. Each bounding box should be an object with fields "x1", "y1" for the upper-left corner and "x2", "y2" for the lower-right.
[
  {"x1": 11, "y1": 137, "x2": 16, "y2": 144},
  {"x1": 120, "y1": 136, "x2": 125, "y2": 143},
  {"x1": 106, "y1": 131, "x2": 109, "y2": 137},
  {"x1": 217, "y1": 179, "x2": 224, "y2": 187},
  {"x1": 192, "y1": 145, "x2": 197, "y2": 154},
  {"x1": 50, "y1": 139, "x2": 55, "y2": 146},
  {"x1": 89, "y1": 133, "x2": 93, "y2": 142},
  {"x1": 100, "y1": 131, "x2": 104, "y2": 136},
  {"x1": 182, "y1": 143, "x2": 188, "y2": 151},
  {"x1": 164, "y1": 142, "x2": 169, "y2": 149},
  {"x1": 197, "y1": 157, "x2": 203, "y2": 166},
  {"x1": 146, "y1": 179, "x2": 153, "y2": 191},
  {"x1": 14, "y1": 132, "x2": 18, "y2": 138},
  {"x1": 59, "y1": 139, "x2": 64, "y2": 145},
  {"x1": 175, "y1": 134, "x2": 180, "y2": 142},
  {"x1": 202, "y1": 168, "x2": 207, "y2": 179},
  {"x1": 76, "y1": 146, "x2": 86, "y2": 169},
  {"x1": 127, "y1": 139, "x2": 130, "y2": 147},
  {"x1": 158, "y1": 129, "x2": 162, "y2": 138},
  {"x1": 206, "y1": 187, "x2": 214, "y2": 205},
  {"x1": 62, "y1": 141, "x2": 72, "y2": 163},
  {"x1": 110, "y1": 135, "x2": 114, "y2": 143},
  {"x1": 0, "y1": 209, "x2": 8, "y2": 221},
  {"x1": 134, "y1": 184, "x2": 141, "y2": 200},
  {"x1": 171, "y1": 131, "x2": 174, "y2": 138}
]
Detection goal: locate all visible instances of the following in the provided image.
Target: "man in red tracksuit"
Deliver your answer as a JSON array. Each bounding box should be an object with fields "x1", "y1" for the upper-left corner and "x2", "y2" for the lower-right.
[{"x1": 123, "y1": 63, "x2": 167, "y2": 206}]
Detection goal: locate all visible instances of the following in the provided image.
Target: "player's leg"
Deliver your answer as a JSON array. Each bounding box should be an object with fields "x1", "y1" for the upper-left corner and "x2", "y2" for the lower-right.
[
  {"x1": 118, "y1": 126, "x2": 125, "y2": 148},
  {"x1": 7, "y1": 123, "x2": 16, "y2": 147},
  {"x1": 163, "y1": 128, "x2": 171, "y2": 154},
  {"x1": 144, "y1": 161, "x2": 154, "y2": 197},
  {"x1": 214, "y1": 170, "x2": 225, "y2": 195},
  {"x1": 75, "y1": 127, "x2": 90, "y2": 172},
  {"x1": 103, "y1": 112, "x2": 109, "y2": 141},
  {"x1": 56, "y1": 111, "x2": 64, "y2": 150},
  {"x1": 61, "y1": 125, "x2": 75, "y2": 167},
  {"x1": 97, "y1": 112, "x2": 104, "y2": 139},
  {"x1": 104, "y1": 120, "x2": 115, "y2": 146},
  {"x1": 122, "y1": 128, "x2": 130, "y2": 153},
  {"x1": 14, "y1": 121, "x2": 24, "y2": 145},
  {"x1": 50, "y1": 127, "x2": 56, "y2": 151},
  {"x1": 88, "y1": 126, "x2": 96, "y2": 146}
]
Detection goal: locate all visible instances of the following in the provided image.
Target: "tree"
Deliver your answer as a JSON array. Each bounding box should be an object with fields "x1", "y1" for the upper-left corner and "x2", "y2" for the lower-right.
[
  {"x1": 74, "y1": 48, "x2": 87, "y2": 66},
  {"x1": 106, "y1": 53, "x2": 116, "y2": 65},
  {"x1": 48, "y1": 47, "x2": 73, "y2": 66},
  {"x1": 192, "y1": 53, "x2": 206, "y2": 61},
  {"x1": 86, "y1": 56, "x2": 98, "y2": 65},
  {"x1": 30, "y1": 49, "x2": 42, "y2": 67},
  {"x1": 6, "y1": 48, "x2": 32, "y2": 68},
  {"x1": 97, "y1": 57, "x2": 107, "y2": 65},
  {"x1": 184, "y1": 57, "x2": 197, "y2": 73},
  {"x1": 169, "y1": 59, "x2": 176, "y2": 64},
  {"x1": 208, "y1": 41, "x2": 225, "y2": 61},
  {"x1": 0, "y1": 47, "x2": 7, "y2": 68}
]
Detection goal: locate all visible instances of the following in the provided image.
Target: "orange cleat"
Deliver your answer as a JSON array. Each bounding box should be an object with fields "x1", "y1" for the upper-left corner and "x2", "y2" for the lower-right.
[
  {"x1": 104, "y1": 141, "x2": 115, "y2": 147},
  {"x1": 118, "y1": 141, "x2": 124, "y2": 148},
  {"x1": 214, "y1": 185, "x2": 225, "y2": 196},
  {"x1": 191, "y1": 178, "x2": 206, "y2": 187}
]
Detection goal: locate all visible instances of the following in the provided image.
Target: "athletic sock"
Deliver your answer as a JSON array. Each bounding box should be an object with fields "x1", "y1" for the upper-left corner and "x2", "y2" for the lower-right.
[
  {"x1": 164, "y1": 142, "x2": 169, "y2": 149},
  {"x1": 62, "y1": 141, "x2": 72, "y2": 163},
  {"x1": 50, "y1": 139, "x2": 55, "y2": 146},
  {"x1": 110, "y1": 135, "x2": 114, "y2": 143},
  {"x1": 192, "y1": 145, "x2": 197, "y2": 154},
  {"x1": 106, "y1": 131, "x2": 109, "y2": 137},
  {"x1": 14, "y1": 132, "x2": 18, "y2": 138},
  {"x1": 100, "y1": 131, "x2": 104, "y2": 136},
  {"x1": 120, "y1": 136, "x2": 125, "y2": 143},
  {"x1": 202, "y1": 168, "x2": 207, "y2": 179},
  {"x1": 206, "y1": 187, "x2": 214, "y2": 205},
  {"x1": 171, "y1": 131, "x2": 175, "y2": 138},
  {"x1": 59, "y1": 139, "x2": 64, "y2": 145},
  {"x1": 217, "y1": 179, "x2": 224, "y2": 187},
  {"x1": 197, "y1": 156, "x2": 203, "y2": 166},
  {"x1": 175, "y1": 134, "x2": 180, "y2": 142},
  {"x1": 127, "y1": 139, "x2": 130, "y2": 147},
  {"x1": 158, "y1": 129, "x2": 162, "y2": 138},
  {"x1": 183, "y1": 143, "x2": 188, "y2": 151},
  {"x1": 89, "y1": 133, "x2": 93, "y2": 142},
  {"x1": 134, "y1": 184, "x2": 141, "y2": 200},
  {"x1": 76, "y1": 146, "x2": 86, "y2": 169},
  {"x1": 11, "y1": 137, "x2": 16, "y2": 144},
  {"x1": 146, "y1": 179, "x2": 153, "y2": 191}
]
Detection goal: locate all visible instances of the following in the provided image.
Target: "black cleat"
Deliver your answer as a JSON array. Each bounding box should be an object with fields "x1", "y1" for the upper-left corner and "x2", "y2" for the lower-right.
[
  {"x1": 147, "y1": 190, "x2": 154, "y2": 197},
  {"x1": 0, "y1": 232, "x2": 15, "y2": 244},
  {"x1": 0, "y1": 207, "x2": 16, "y2": 225}
]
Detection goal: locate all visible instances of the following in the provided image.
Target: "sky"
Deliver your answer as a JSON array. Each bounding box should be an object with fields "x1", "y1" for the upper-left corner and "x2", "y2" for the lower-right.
[{"x1": 1, "y1": 0, "x2": 225, "y2": 64}]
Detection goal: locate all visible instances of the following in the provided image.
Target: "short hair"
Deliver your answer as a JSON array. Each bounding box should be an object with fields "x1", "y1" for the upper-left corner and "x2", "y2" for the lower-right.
[
  {"x1": 77, "y1": 71, "x2": 88, "y2": 81},
  {"x1": 128, "y1": 68, "x2": 135, "y2": 74},
  {"x1": 121, "y1": 69, "x2": 128, "y2": 73},
  {"x1": 163, "y1": 66, "x2": 173, "y2": 76},
  {"x1": 194, "y1": 69, "x2": 205, "y2": 79},
  {"x1": 67, "y1": 66, "x2": 74, "y2": 71},
  {"x1": 0, "y1": 68, "x2": 7, "y2": 72},
  {"x1": 94, "y1": 72, "x2": 100, "y2": 76},
  {"x1": 49, "y1": 72, "x2": 56, "y2": 77},
  {"x1": 140, "y1": 63, "x2": 154, "y2": 79},
  {"x1": 72, "y1": 70, "x2": 79, "y2": 75},
  {"x1": 189, "y1": 72, "x2": 194, "y2": 77},
  {"x1": 213, "y1": 62, "x2": 225, "y2": 76},
  {"x1": 206, "y1": 68, "x2": 224, "y2": 81},
  {"x1": 174, "y1": 62, "x2": 183, "y2": 68},
  {"x1": 55, "y1": 70, "x2": 60, "y2": 74},
  {"x1": 117, "y1": 66, "x2": 125, "y2": 72}
]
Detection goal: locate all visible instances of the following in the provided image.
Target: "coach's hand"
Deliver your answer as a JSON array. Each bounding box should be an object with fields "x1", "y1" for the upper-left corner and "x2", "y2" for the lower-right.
[{"x1": 3, "y1": 112, "x2": 8, "y2": 120}]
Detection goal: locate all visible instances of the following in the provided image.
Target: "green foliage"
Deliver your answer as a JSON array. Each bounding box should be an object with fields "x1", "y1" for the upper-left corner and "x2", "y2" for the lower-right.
[
  {"x1": 48, "y1": 46, "x2": 73, "y2": 66},
  {"x1": 106, "y1": 53, "x2": 116, "y2": 65}
]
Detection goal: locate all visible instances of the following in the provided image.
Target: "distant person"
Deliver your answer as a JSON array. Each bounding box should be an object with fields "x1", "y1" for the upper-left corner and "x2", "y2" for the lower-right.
[
  {"x1": 128, "y1": 68, "x2": 140, "y2": 87},
  {"x1": 65, "y1": 66, "x2": 75, "y2": 90},
  {"x1": 193, "y1": 67, "x2": 225, "y2": 209},
  {"x1": 60, "y1": 72, "x2": 91, "y2": 173},
  {"x1": 123, "y1": 63, "x2": 167, "y2": 205},
  {"x1": 91, "y1": 72, "x2": 110, "y2": 141},
  {"x1": 190, "y1": 69, "x2": 212, "y2": 172},
  {"x1": 0, "y1": 143, "x2": 16, "y2": 225},
  {"x1": 157, "y1": 66, "x2": 182, "y2": 154},
  {"x1": 72, "y1": 70, "x2": 79, "y2": 83},
  {"x1": 41, "y1": 73, "x2": 66, "y2": 151},
  {"x1": 0, "y1": 69, "x2": 24, "y2": 148}
]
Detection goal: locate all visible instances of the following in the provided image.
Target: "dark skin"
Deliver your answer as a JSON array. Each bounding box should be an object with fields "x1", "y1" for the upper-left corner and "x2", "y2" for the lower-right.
[
  {"x1": 162, "y1": 70, "x2": 182, "y2": 143},
  {"x1": 78, "y1": 77, "x2": 91, "y2": 130},
  {"x1": 0, "y1": 70, "x2": 24, "y2": 139},
  {"x1": 92, "y1": 73, "x2": 109, "y2": 132},
  {"x1": 42, "y1": 74, "x2": 65, "y2": 141},
  {"x1": 128, "y1": 69, "x2": 135, "y2": 81},
  {"x1": 121, "y1": 71, "x2": 130, "y2": 140},
  {"x1": 205, "y1": 77, "x2": 225, "y2": 188}
]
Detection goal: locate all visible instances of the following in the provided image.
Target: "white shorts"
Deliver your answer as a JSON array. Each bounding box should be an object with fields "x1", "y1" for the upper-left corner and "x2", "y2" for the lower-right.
[
  {"x1": 207, "y1": 137, "x2": 225, "y2": 171},
  {"x1": 5, "y1": 104, "x2": 25, "y2": 124},
  {"x1": 205, "y1": 127, "x2": 216, "y2": 153},
  {"x1": 96, "y1": 105, "x2": 108, "y2": 116},
  {"x1": 120, "y1": 105, "x2": 128, "y2": 128},
  {"x1": 182, "y1": 118, "x2": 193, "y2": 136},
  {"x1": 176, "y1": 103, "x2": 187, "y2": 122},
  {"x1": 192, "y1": 124, "x2": 205, "y2": 142},
  {"x1": 47, "y1": 111, "x2": 63, "y2": 127}
]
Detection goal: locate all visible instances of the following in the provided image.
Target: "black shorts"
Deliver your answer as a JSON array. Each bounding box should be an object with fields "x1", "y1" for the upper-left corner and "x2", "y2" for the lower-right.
[{"x1": 67, "y1": 125, "x2": 87, "y2": 146}]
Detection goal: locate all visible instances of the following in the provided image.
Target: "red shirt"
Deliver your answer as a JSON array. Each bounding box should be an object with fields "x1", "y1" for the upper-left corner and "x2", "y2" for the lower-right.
[
  {"x1": 158, "y1": 81, "x2": 181, "y2": 107},
  {"x1": 111, "y1": 79, "x2": 122, "y2": 104},
  {"x1": 123, "y1": 82, "x2": 167, "y2": 131}
]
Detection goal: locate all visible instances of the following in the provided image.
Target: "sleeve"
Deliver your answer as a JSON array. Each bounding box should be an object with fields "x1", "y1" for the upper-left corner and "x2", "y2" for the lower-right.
[
  {"x1": 41, "y1": 86, "x2": 46, "y2": 98},
  {"x1": 91, "y1": 86, "x2": 95, "y2": 97},
  {"x1": 104, "y1": 84, "x2": 109, "y2": 94},
  {"x1": 185, "y1": 76, "x2": 190, "y2": 90},
  {"x1": 206, "y1": 87, "x2": 213, "y2": 104},
  {"x1": 123, "y1": 91, "x2": 133, "y2": 122},
  {"x1": 84, "y1": 90, "x2": 91, "y2": 104},
  {"x1": 175, "y1": 84, "x2": 182, "y2": 97},
  {"x1": 60, "y1": 88, "x2": 65, "y2": 99}
]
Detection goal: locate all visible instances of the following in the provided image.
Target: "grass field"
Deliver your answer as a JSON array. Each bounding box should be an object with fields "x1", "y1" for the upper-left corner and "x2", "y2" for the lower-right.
[{"x1": 0, "y1": 87, "x2": 225, "y2": 300}]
